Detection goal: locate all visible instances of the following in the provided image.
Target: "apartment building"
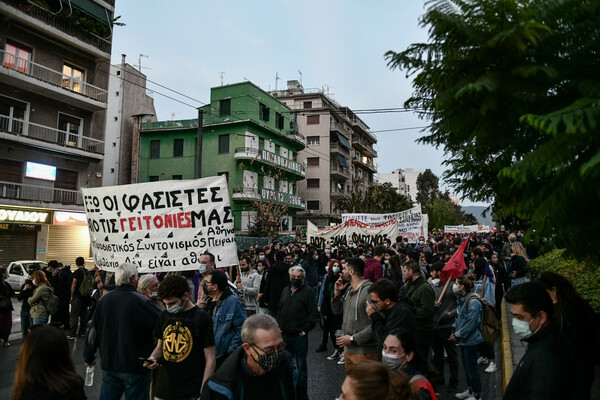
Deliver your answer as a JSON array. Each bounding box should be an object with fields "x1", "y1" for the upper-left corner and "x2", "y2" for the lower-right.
[
  {"x1": 0, "y1": 0, "x2": 113, "y2": 265},
  {"x1": 379, "y1": 168, "x2": 422, "y2": 203},
  {"x1": 272, "y1": 80, "x2": 377, "y2": 226}
]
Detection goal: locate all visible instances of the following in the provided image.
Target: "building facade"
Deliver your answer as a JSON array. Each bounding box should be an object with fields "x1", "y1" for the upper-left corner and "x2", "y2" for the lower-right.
[
  {"x1": 0, "y1": 0, "x2": 114, "y2": 265},
  {"x1": 138, "y1": 82, "x2": 306, "y2": 233},
  {"x1": 272, "y1": 80, "x2": 377, "y2": 226},
  {"x1": 379, "y1": 168, "x2": 422, "y2": 203}
]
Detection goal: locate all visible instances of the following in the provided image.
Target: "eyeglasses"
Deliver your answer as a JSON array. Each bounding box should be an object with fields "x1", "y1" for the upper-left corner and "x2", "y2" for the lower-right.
[
  {"x1": 251, "y1": 342, "x2": 286, "y2": 355},
  {"x1": 371, "y1": 299, "x2": 383, "y2": 304}
]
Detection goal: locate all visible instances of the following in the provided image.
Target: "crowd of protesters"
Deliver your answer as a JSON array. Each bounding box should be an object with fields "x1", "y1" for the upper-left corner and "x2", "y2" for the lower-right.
[{"x1": 5, "y1": 230, "x2": 598, "y2": 400}]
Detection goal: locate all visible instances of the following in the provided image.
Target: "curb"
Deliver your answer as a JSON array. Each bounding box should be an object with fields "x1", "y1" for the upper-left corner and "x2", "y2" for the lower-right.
[{"x1": 500, "y1": 297, "x2": 513, "y2": 392}]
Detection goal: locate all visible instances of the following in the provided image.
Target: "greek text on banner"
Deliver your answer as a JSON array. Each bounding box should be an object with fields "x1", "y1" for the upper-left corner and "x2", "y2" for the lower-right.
[
  {"x1": 307, "y1": 218, "x2": 398, "y2": 249},
  {"x1": 82, "y1": 176, "x2": 238, "y2": 272}
]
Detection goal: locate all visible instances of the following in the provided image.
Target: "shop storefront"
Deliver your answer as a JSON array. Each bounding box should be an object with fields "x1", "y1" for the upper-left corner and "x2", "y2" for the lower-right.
[{"x1": 46, "y1": 211, "x2": 91, "y2": 267}]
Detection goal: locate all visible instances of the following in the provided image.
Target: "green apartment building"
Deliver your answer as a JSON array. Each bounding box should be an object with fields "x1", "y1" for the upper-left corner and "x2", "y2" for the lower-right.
[{"x1": 138, "y1": 82, "x2": 306, "y2": 233}]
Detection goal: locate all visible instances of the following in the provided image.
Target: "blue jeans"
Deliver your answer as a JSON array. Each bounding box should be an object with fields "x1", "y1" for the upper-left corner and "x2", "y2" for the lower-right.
[
  {"x1": 460, "y1": 344, "x2": 482, "y2": 395},
  {"x1": 20, "y1": 311, "x2": 31, "y2": 337},
  {"x1": 100, "y1": 370, "x2": 151, "y2": 400},
  {"x1": 511, "y1": 276, "x2": 528, "y2": 287},
  {"x1": 283, "y1": 333, "x2": 308, "y2": 400},
  {"x1": 32, "y1": 317, "x2": 48, "y2": 326}
]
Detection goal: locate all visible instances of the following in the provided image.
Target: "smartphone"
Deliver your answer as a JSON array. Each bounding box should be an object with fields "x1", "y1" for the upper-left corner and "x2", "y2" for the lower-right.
[{"x1": 138, "y1": 357, "x2": 154, "y2": 363}]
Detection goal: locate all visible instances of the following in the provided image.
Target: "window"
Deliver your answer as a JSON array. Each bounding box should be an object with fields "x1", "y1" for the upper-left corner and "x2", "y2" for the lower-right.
[
  {"x1": 307, "y1": 136, "x2": 320, "y2": 145},
  {"x1": 220, "y1": 99, "x2": 231, "y2": 116},
  {"x1": 62, "y1": 64, "x2": 84, "y2": 93},
  {"x1": 58, "y1": 113, "x2": 82, "y2": 146},
  {"x1": 3, "y1": 41, "x2": 31, "y2": 73},
  {"x1": 303, "y1": 101, "x2": 312, "y2": 109},
  {"x1": 173, "y1": 139, "x2": 184, "y2": 157},
  {"x1": 306, "y1": 157, "x2": 319, "y2": 167},
  {"x1": 150, "y1": 140, "x2": 160, "y2": 158},
  {"x1": 218, "y1": 134, "x2": 230, "y2": 153},
  {"x1": 149, "y1": 176, "x2": 159, "y2": 182},
  {"x1": 172, "y1": 175, "x2": 182, "y2": 180},
  {"x1": 217, "y1": 171, "x2": 229, "y2": 182},
  {"x1": 275, "y1": 112, "x2": 284, "y2": 129},
  {"x1": 259, "y1": 103, "x2": 270, "y2": 121},
  {"x1": 307, "y1": 179, "x2": 320, "y2": 188},
  {"x1": 0, "y1": 96, "x2": 27, "y2": 134},
  {"x1": 307, "y1": 115, "x2": 320, "y2": 125},
  {"x1": 307, "y1": 201, "x2": 320, "y2": 210}
]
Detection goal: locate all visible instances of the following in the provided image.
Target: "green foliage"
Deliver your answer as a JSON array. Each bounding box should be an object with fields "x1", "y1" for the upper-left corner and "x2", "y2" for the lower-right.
[
  {"x1": 530, "y1": 249, "x2": 600, "y2": 313},
  {"x1": 336, "y1": 183, "x2": 412, "y2": 214},
  {"x1": 416, "y1": 169, "x2": 439, "y2": 209},
  {"x1": 386, "y1": 0, "x2": 600, "y2": 261},
  {"x1": 428, "y1": 195, "x2": 478, "y2": 229}
]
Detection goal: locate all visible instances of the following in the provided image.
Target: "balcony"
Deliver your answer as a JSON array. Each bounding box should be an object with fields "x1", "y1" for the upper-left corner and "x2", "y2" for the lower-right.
[
  {"x1": 232, "y1": 187, "x2": 261, "y2": 201},
  {"x1": 234, "y1": 147, "x2": 305, "y2": 178},
  {"x1": 330, "y1": 186, "x2": 348, "y2": 199},
  {"x1": 0, "y1": 181, "x2": 83, "y2": 206},
  {"x1": 352, "y1": 135, "x2": 378, "y2": 157},
  {"x1": 352, "y1": 157, "x2": 377, "y2": 173},
  {"x1": 330, "y1": 165, "x2": 351, "y2": 180},
  {"x1": 0, "y1": 115, "x2": 104, "y2": 159},
  {"x1": 0, "y1": 50, "x2": 107, "y2": 111},
  {"x1": 329, "y1": 141, "x2": 350, "y2": 156},
  {"x1": 232, "y1": 186, "x2": 305, "y2": 210},
  {"x1": 1, "y1": 0, "x2": 112, "y2": 58}
]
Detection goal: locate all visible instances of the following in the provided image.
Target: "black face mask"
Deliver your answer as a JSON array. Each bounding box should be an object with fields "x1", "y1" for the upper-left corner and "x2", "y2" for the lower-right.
[
  {"x1": 291, "y1": 278, "x2": 304, "y2": 288},
  {"x1": 251, "y1": 345, "x2": 283, "y2": 372}
]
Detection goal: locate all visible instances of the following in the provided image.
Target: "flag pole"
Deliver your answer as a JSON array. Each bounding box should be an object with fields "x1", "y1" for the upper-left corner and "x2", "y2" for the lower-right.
[{"x1": 438, "y1": 278, "x2": 452, "y2": 303}]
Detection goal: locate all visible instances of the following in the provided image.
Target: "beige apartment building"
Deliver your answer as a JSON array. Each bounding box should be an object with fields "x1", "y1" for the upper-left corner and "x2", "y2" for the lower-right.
[{"x1": 272, "y1": 81, "x2": 377, "y2": 226}]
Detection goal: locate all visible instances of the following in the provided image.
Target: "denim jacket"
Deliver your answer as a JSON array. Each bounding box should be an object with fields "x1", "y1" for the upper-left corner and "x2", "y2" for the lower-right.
[
  {"x1": 209, "y1": 290, "x2": 247, "y2": 359},
  {"x1": 453, "y1": 290, "x2": 483, "y2": 346}
]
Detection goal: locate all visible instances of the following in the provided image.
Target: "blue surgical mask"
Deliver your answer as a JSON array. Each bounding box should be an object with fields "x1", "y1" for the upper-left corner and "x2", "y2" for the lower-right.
[
  {"x1": 512, "y1": 318, "x2": 534, "y2": 339},
  {"x1": 332, "y1": 267, "x2": 340, "y2": 274},
  {"x1": 150, "y1": 291, "x2": 158, "y2": 299},
  {"x1": 314, "y1": 255, "x2": 319, "y2": 260},
  {"x1": 198, "y1": 264, "x2": 207, "y2": 274},
  {"x1": 166, "y1": 299, "x2": 184, "y2": 314},
  {"x1": 259, "y1": 255, "x2": 265, "y2": 260},
  {"x1": 325, "y1": 249, "x2": 331, "y2": 254}
]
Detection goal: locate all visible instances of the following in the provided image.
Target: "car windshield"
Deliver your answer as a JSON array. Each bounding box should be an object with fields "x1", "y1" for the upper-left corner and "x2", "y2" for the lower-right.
[{"x1": 22, "y1": 262, "x2": 47, "y2": 275}]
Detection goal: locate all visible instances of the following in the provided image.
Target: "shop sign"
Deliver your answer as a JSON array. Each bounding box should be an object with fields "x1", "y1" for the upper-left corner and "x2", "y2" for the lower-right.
[
  {"x1": 54, "y1": 211, "x2": 88, "y2": 226},
  {"x1": 0, "y1": 206, "x2": 52, "y2": 224},
  {"x1": 0, "y1": 223, "x2": 41, "y2": 231}
]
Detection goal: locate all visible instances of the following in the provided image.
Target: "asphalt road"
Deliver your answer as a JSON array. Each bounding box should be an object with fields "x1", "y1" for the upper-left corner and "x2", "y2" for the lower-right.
[{"x1": 1, "y1": 298, "x2": 503, "y2": 400}]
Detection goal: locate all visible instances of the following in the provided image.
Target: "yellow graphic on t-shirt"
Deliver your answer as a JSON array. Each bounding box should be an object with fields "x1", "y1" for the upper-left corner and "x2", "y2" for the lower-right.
[{"x1": 162, "y1": 321, "x2": 193, "y2": 362}]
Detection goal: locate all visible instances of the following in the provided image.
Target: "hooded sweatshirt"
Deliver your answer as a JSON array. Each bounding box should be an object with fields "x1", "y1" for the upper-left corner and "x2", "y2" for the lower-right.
[
  {"x1": 28, "y1": 285, "x2": 54, "y2": 318},
  {"x1": 331, "y1": 280, "x2": 377, "y2": 354}
]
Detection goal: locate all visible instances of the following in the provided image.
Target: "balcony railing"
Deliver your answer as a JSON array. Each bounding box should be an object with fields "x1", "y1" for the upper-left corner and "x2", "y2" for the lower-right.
[
  {"x1": 330, "y1": 187, "x2": 348, "y2": 197},
  {"x1": 1, "y1": 50, "x2": 108, "y2": 103},
  {"x1": 0, "y1": 115, "x2": 105, "y2": 154},
  {"x1": 352, "y1": 157, "x2": 377, "y2": 173},
  {"x1": 234, "y1": 147, "x2": 305, "y2": 176},
  {"x1": 232, "y1": 187, "x2": 261, "y2": 200},
  {"x1": 232, "y1": 186, "x2": 304, "y2": 209},
  {"x1": 352, "y1": 135, "x2": 377, "y2": 156},
  {"x1": 3, "y1": 0, "x2": 112, "y2": 54},
  {"x1": 330, "y1": 165, "x2": 351, "y2": 178},
  {"x1": 0, "y1": 181, "x2": 83, "y2": 205}
]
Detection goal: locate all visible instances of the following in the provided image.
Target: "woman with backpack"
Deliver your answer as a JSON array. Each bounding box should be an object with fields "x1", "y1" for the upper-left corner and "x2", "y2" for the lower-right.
[
  {"x1": 28, "y1": 271, "x2": 54, "y2": 326},
  {"x1": 449, "y1": 273, "x2": 483, "y2": 400}
]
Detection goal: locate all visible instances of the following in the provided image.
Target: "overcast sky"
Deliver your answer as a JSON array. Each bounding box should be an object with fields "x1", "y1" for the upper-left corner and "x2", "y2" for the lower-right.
[{"x1": 110, "y1": 1, "x2": 487, "y2": 207}]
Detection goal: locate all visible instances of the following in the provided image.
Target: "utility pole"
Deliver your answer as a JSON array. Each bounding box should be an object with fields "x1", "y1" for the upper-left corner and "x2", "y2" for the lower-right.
[{"x1": 195, "y1": 109, "x2": 204, "y2": 179}]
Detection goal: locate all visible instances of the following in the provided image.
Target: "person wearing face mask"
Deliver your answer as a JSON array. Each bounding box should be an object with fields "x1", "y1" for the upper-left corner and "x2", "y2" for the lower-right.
[
  {"x1": 381, "y1": 330, "x2": 439, "y2": 400},
  {"x1": 236, "y1": 256, "x2": 261, "y2": 316},
  {"x1": 316, "y1": 259, "x2": 344, "y2": 356},
  {"x1": 83, "y1": 263, "x2": 160, "y2": 400},
  {"x1": 503, "y1": 282, "x2": 574, "y2": 400},
  {"x1": 145, "y1": 274, "x2": 216, "y2": 400},
  {"x1": 28, "y1": 270, "x2": 54, "y2": 326},
  {"x1": 277, "y1": 266, "x2": 317, "y2": 400},
  {"x1": 202, "y1": 314, "x2": 296, "y2": 400},
  {"x1": 301, "y1": 248, "x2": 320, "y2": 298},
  {"x1": 448, "y1": 274, "x2": 483, "y2": 400},
  {"x1": 137, "y1": 274, "x2": 164, "y2": 311}
]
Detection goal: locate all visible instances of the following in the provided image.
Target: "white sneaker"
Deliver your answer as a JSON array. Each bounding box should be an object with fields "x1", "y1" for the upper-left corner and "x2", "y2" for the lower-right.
[
  {"x1": 477, "y1": 356, "x2": 489, "y2": 365},
  {"x1": 485, "y1": 361, "x2": 497, "y2": 373},
  {"x1": 455, "y1": 389, "x2": 472, "y2": 399},
  {"x1": 337, "y1": 354, "x2": 345, "y2": 365},
  {"x1": 327, "y1": 350, "x2": 341, "y2": 360}
]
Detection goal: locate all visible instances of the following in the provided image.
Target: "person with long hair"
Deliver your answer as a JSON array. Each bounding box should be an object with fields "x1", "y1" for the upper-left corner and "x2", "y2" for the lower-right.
[
  {"x1": 28, "y1": 270, "x2": 53, "y2": 326},
  {"x1": 510, "y1": 242, "x2": 530, "y2": 286},
  {"x1": 381, "y1": 329, "x2": 438, "y2": 400},
  {"x1": 12, "y1": 324, "x2": 85, "y2": 400},
  {"x1": 316, "y1": 259, "x2": 343, "y2": 358},
  {"x1": 536, "y1": 271, "x2": 598, "y2": 400},
  {"x1": 0, "y1": 266, "x2": 14, "y2": 347},
  {"x1": 339, "y1": 359, "x2": 418, "y2": 400}
]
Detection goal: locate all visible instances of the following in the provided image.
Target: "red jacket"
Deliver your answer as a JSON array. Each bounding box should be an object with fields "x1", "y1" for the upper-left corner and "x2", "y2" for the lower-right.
[{"x1": 364, "y1": 258, "x2": 384, "y2": 282}]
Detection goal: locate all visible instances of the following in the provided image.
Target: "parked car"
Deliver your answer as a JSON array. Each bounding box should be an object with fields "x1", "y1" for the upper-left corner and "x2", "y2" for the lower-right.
[{"x1": 5, "y1": 260, "x2": 48, "y2": 291}]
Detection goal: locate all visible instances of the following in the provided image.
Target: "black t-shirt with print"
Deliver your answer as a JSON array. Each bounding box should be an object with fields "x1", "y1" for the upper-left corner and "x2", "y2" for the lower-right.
[{"x1": 153, "y1": 306, "x2": 215, "y2": 399}]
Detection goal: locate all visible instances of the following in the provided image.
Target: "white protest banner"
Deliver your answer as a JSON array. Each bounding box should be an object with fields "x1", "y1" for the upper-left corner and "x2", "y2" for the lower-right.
[
  {"x1": 444, "y1": 225, "x2": 492, "y2": 234},
  {"x1": 82, "y1": 176, "x2": 238, "y2": 272},
  {"x1": 307, "y1": 218, "x2": 398, "y2": 249},
  {"x1": 342, "y1": 205, "x2": 424, "y2": 242}
]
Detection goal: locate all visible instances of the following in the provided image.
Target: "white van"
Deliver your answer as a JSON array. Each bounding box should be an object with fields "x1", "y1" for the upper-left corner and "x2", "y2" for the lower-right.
[{"x1": 5, "y1": 260, "x2": 48, "y2": 291}]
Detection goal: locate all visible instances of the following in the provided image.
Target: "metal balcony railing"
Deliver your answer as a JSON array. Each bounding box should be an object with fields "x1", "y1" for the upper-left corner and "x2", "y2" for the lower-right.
[
  {"x1": 234, "y1": 147, "x2": 305, "y2": 175},
  {"x1": 0, "y1": 115, "x2": 105, "y2": 154},
  {"x1": 0, "y1": 181, "x2": 83, "y2": 205},
  {"x1": 1, "y1": 50, "x2": 108, "y2": 103}
]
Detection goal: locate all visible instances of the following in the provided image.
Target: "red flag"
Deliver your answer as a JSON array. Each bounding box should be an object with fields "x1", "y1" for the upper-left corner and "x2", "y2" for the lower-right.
[{"x1": 440, "y1": 239, "x2": 468, "y2": 282}]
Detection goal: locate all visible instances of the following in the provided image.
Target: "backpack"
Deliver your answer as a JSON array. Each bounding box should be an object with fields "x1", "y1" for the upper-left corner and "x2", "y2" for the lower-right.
[
  {"x1": 78, "y1": 269, "x2": 94, "y2": 297},
  {"x1": 46, "y1": 291, "x2": 59, "y2": 315},
  {"x1": 467, "y1": 294, "x2": 500, "y2": 343}
]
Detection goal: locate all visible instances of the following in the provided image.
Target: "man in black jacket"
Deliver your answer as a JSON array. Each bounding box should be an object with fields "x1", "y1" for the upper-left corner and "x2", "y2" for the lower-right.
[
  {"x1": 277, "y1": 266, "x2": 317, "y2": 400},
  {"x1": 202, "y1": 314, "x2": 296, "y2": 400},
  {"x1": 263, "y1": 250, "x2": 291, "y2": 318},
  {"x1": 84, "y1": 263, "x2": 160, "y2": 400},
  {"x1": 503, "y1": 282, "x2": 573, "y2": 400},
  {"x1": 366, "y1": 278, "x2": 416, "y2": 347}
]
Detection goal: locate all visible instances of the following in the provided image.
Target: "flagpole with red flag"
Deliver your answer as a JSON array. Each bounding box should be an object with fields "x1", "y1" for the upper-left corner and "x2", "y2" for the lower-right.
[{"x1": 437, "y1": 238, "x2": 469, "y2": 303}]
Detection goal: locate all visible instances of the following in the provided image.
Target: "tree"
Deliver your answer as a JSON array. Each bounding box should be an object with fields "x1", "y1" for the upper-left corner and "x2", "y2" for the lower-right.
[
  {"x1": 416, "y1": 169, "x2": 440, "y2": 209},
  {"x1": 337, "y1": 183, "x2": 412, "y2": 214},
  {"x1": 427, "y1": 192, "x2": 478, "y2": 230},
  {"x1": 386, "y1": 0, "x2": 600, "y2": 260}
]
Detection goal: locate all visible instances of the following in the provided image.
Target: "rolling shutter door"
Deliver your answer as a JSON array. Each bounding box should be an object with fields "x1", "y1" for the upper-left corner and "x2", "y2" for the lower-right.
[
  {"x1": 0, "y1": 230, "x2": 36, "y2": 265},
  {"x1": 46, "y1": 225, "x2": 91, "y2": 267}
]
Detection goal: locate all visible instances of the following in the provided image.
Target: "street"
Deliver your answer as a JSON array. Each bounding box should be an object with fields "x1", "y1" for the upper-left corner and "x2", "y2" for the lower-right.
[{"x1": 0, "y1": 298, "x2": 502, "y2": 400}]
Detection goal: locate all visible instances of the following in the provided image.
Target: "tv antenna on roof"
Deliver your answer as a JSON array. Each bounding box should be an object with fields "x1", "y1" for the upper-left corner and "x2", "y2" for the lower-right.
[
  {"x1": 134, "y1": 54, "x2": 150, "y2": 72},
  {"x1": 220, "y1": 72, "x2": 225, "y2": 86},
  {"x1": 275, "y1": 72, "x2": 280, "y2": 91},
  {"x1": 298, "y1": 70, "x2": 302, "y2": 86}
]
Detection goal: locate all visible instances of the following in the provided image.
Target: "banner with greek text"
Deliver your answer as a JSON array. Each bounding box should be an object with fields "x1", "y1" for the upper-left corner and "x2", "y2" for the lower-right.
[
  {"x1": 82, "y1": 176, "x2": 238, "y2": 272},
  {"x1": 444, "y1": 225, "x2": 492, "y2": 234},
  {"x1": 307, "y1": 218, "x2": 398, "y2": 249},
  {"x1": 342, "y1": 205, "x2": 426, "y2": 242}
]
